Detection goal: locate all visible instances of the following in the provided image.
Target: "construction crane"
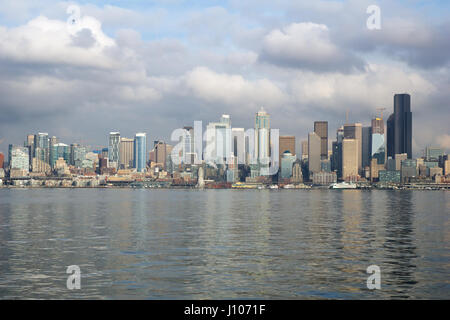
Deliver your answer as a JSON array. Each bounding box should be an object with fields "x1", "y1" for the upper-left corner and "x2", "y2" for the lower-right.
[{"x1": 376, "y1": 107, "x2": 386, "y2": 120}]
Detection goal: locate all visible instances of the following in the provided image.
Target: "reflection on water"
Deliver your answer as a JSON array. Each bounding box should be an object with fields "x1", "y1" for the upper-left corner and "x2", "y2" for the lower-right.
[{"x1": 0, "y1": 189, "x2": 448, "y2": 299}]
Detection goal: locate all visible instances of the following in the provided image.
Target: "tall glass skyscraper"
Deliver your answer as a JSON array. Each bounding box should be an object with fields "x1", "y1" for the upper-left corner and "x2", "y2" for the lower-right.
[
  {"x1": 134, "y1": 133, "x2": 147, "y2": 172},
  {"x1": 109, "y1": 132, "x2": 120, "y2": 168},
  {"x1": 50, "y1": 143, "x2": 70, "y2": 168},
  {"x1": 255, "y1": 108, "x2": 270, "y2": 162},
  {"x1": 371, "y1": 117, "x2": 385, "y2": 164},
  {"x1": 34, "y1": 133, "x2": 49, "y2": 164},
  {"x1": 387, "y1": 93, "x2": 412, "y2": 159}
]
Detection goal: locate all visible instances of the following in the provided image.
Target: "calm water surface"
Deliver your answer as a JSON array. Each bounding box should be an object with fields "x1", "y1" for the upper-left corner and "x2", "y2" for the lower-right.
[{"x1": 0, "y1": 189, "x2": 449, "y2": 299}]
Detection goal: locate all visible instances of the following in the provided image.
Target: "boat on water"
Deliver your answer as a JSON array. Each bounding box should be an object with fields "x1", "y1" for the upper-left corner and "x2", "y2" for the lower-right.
[
  {"x1": 329, "y1": 182, "x2": 358, "y2": 189},
  {"x1": 269, "y1": 184, "x2": 279, "y2": 189}
]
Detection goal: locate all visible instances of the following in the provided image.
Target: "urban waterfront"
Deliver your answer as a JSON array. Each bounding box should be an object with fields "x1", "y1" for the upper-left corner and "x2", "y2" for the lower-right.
[{"x1": 0, "y1": 189, "x2": 448, "y2": 299}]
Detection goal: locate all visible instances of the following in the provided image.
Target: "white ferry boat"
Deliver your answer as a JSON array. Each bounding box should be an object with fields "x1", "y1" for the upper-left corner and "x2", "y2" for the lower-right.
[{"x1": 329, "y1": 182, "x2": 357, "y2": 189}]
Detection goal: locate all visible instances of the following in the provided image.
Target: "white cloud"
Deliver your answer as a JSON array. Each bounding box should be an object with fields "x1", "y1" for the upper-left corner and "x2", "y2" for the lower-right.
[
  {"x1": 183, "y1": 66, "x2": 286, "y2": 108},
  {"x1": 0, "y1": 15, "x2": 117, "y2": 69},
  {"x1": 261, "y1": 22, "x2": 364, "y2": 72}
]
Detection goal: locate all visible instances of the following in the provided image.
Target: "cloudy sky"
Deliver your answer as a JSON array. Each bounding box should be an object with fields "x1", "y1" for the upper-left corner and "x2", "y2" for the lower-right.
[{"x1": 0, "y1": 0, "x2": 449, "y2": 157}]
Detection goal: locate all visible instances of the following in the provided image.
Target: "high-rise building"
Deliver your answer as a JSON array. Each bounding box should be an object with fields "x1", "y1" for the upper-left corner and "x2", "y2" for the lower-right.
[
  {"x1": 344, "y1": 123, "x2": 362, "y2": 173},
  {"x1": 154, "y1": 141, "x2": 172, "y2": 170},
  {"x1": 279, "y1": 136, "x2": 296, "y2": 168},
  {"x1": 182, "y1": 126, "x2": 196, "y2": 164},
  {"x1": 50, "y1": 143, "x2": 70, "y2": 167},
  {"x1": 119, "y1": 138, "x2": 134, "y2": 169},
  {"x1": 0, "y1": 152, "x2": 4, "y2": 168},
  {"x1": 26, "y1": 134, "x2": 34, "y2": 164},
  {"x1": 292, "y1": 159, "x2": 303, "y2": 183},
  {"x1": 301, "y1": 140, "x2": 308, "y2": 160},
  {"x1": 371, "y1": 117, "x2": 385, "y2": 165},
  {"x1": 314, "y1": 121, "x2": 328, "y2": 160},
  {"x1": 206, "y1": 117, "x2": 232, "y2": 163},
  {"x1": 34, "y1": 133, "x2": 49, "y2": 164},
  {"x1": 395, "y1": 153, "x2": 408, "y2": 171},
  {"x1": 362, "y1": 126, "x2": 371, "y2": 169},
  {"x1": 255, "y1": 108, "x2": 270, "y2": 162},
  {"x1": 308, "y1": 132, "x2": 321, "y2": 176},
  {"x1": 331, "y1": 126, "x2": 344, "y2": 178},
  {"x1": 232, "y1": 128, "x2": 246, "y2": 165},
  {"x1": 342, "y1": 139, "x2": 358, "y2": 180},
  {"x1": 386, "y1": 113, "x2": 395, "y2": 159},
  {"x1": 444, "y1": 160, "x2": 450, "y2": 176},
  {"x1": 134, "y1": 133, "x2": 147, "y2": 172},
  {"x1": 280, "y1": 151, "x2": 296, "y2": 179},
  {"x1": 70, "y1": 144, "x2": 87, "y2": 168},
  {"x1": 9, "y1": 145, "x2": 29, "y2": 171},
  {"x1": 387, "y1": 94, "x2": 412, "y2": 159},
  {"x1": 109, "y1": 132, "x2": 120, "y2": 168},
  {"x1": 425, "y1": 146, "x2": 444, "y2": 161},
  {"x1": 220, "y1": 114, "x2": 231, "y2": 126},
  {"x1": 26, "y1": 134, "x2": 34, "y2": 148}
]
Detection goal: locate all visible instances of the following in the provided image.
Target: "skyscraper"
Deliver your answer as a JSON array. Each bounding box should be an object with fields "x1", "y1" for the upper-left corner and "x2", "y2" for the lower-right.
[
  {"x1": 182, "y1": 126, "x2": 195, "y2": 164},
  {"x1": 386, "y1": 113, "x2": 395, "y2": 159},
  {"x1": 279, "y1": 136, "x2": 296, "y2": 168},
  {"x1": 109, "y1": 132, "x2": 120, "y2": 168},
  {"x1": 205, "y1": 120, "x2": 231, "y2": 163},
  {"x1": 255, "y1": 108, "x2": 270, "y2": 162},
  {"x1": 301, "y1": 140, "x2": 308, "y2": 160},
  {"x1": 387, "y1": 93, "x2": 412, "y2": 159},
  {"x1": 50, "y1": 143, "x2": 70, "y2": 167},
  {"x1": 331, "y1": 126, "x2": 344, "y2": 178},
  {"x1": 9, "y1": 145, "x2": 29, "y2": 171},
  {"x1": 220, "y1": 114, "x2": 231, "y2": 126},
  {"x1": 154, "y1": 140, "x2": 172, "y2": 169},
  {"x1": 280, "y1": 151, "x2": 296, "y2": 179},
  {"x1": 70, "y1": 144, "x2": 87, "y2": 168},
  {"x1": 371, "y1": 117, "x2": 385, "y2": 165},
  {"x1": 342, "y1": 139, "x2": 358, "y2": 180},
  {"x1": 119, "y1": 138, "x2": 134, "y2": 169},
  {"x1": 308, "y1": 132, "x2": 321, "y2": 176},
  {"x1": 314, "y1": 121, "x2": 328, "y2": 160},
  {"x1": 232, "y1": 128, "x2": 246, "y2": 165},
  {"x1": 362, "y1": 126, "x2": 372, "y2": 169},
  {"x1": 134, "y1": 133, "x2": 147, "y2": 172},
  {"x1": 344, "y1": 123, "x2": 362, "y2": 173},
  {"x1": 34, "y1": 133, "x2": 49, "y2": 164}
]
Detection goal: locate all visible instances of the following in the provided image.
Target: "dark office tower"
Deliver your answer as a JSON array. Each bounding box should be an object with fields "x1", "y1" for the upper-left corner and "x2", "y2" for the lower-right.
[
  {"x1": 386, "y1": 113, "x2": 395, "y2": 159},
  {"x1": 362, "y1": 126, "x2": 372, "y2": 169},
  {"x1": 314, "y1": 121, "x2": 328, "y2": 160},
  {"x1": 394, "y1": 93, "x2": 412, "y2": 158}
]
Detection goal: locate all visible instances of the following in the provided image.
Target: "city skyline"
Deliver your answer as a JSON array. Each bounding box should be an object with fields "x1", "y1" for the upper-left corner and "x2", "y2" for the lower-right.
[
  {"x1": 0, "y1": 1, "x2": 449, "y2": 158},
  {"x1": 0, "y1": 96, "x2": 443, "y2": 160}
]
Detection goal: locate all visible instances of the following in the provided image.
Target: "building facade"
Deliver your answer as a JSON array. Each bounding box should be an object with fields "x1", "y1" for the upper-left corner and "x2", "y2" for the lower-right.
[{"x1": 134, "y1": 133, "x2": 147, "y2": 172}]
